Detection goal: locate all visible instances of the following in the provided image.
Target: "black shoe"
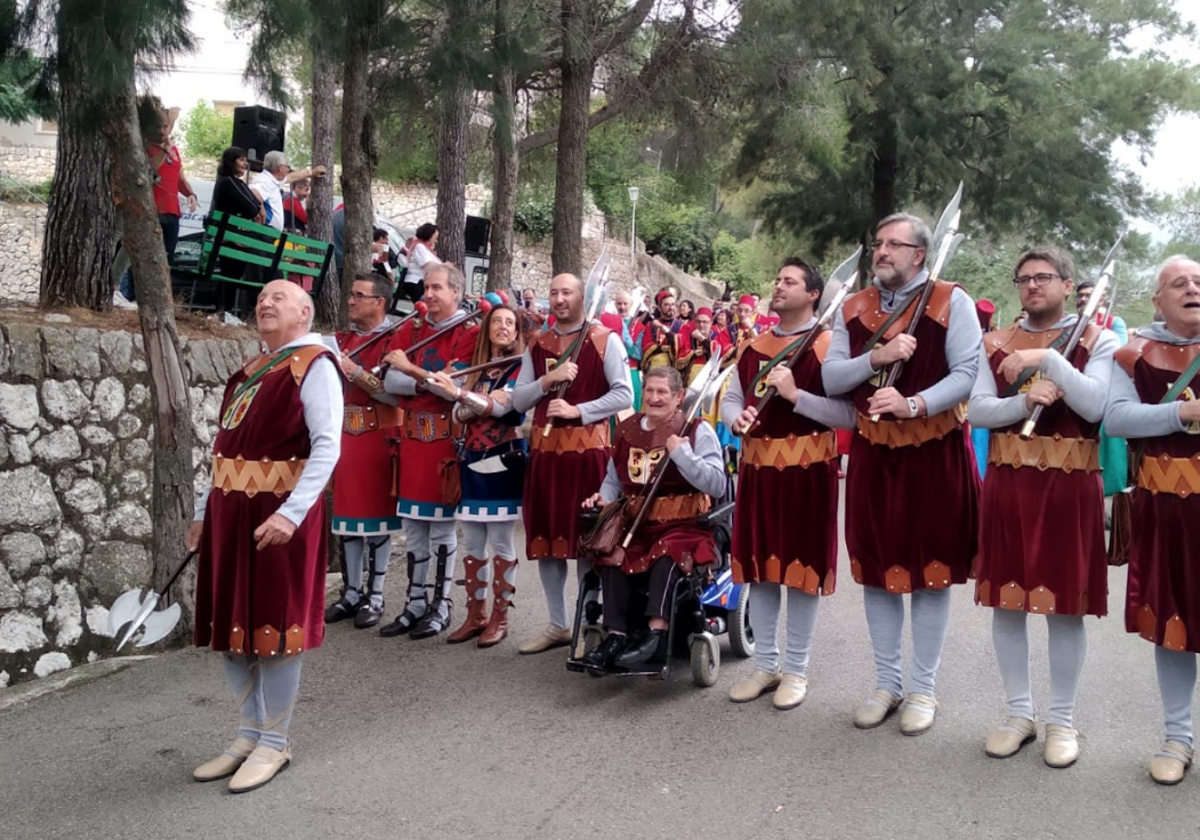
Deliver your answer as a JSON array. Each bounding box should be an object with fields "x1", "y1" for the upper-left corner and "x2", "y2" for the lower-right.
[
  {"x1": 379, "y1": 604, "x2": 426, "y2": 637},
  {"x1": 581, "y1": 633, "x2": 627, "y2": 671},
  {"x1": 353, "y1": 600, "x2": 384, "y2": 629},
  {"x1": 324, "y1": 593, "x2": 362, "y2": 624},
  {"x1": 410, "y1": 599, "x2": 453, "y2": 640},
  {"x1": 615, "y1": 629, "x2": 668, "y2": 668}
]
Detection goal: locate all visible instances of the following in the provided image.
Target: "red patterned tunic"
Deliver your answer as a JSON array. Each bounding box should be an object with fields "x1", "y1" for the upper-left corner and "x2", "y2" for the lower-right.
[
  {"x1": 842, "y1": 281, "x2": 981, "y2": 593},
  {"x1": 1117, "y1": 337, "x2": 1200, "y2": 652},
  {"x1": 731, "y1": 330, "x2": 840, "y2": 595},
  {"x1": 195, "y1": 345, "x2": 335, "y2": 658},
  {"x1": 523, "y1": 325, "x2": 616, "y2": 560},
  {"x1": 391, "y1": 314, "x2": 479, "y2": 520},
  {"x1": 597, "y1": 413, "x2": 718, "y2": 575},
  {"x1": 975, "y1": 324, "x2": 1107, "y2": 616},
  {"x1": 333, "y1": 326, "x2": 403, "y2": 535}
]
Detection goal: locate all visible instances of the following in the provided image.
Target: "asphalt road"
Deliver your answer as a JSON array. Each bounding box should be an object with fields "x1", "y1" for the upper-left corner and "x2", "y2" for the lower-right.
[{"x1": 2, "y1": 508, "x2": 1198, "y2": 840}]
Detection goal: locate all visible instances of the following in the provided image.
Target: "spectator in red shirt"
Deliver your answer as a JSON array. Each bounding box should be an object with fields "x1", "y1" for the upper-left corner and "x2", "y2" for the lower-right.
[
  {"x1": 146, "y1": 107, "x2": 197, "y2": 266},
  {"x1": 283, "y1": 178, "x2": 310, "y2": 233}
]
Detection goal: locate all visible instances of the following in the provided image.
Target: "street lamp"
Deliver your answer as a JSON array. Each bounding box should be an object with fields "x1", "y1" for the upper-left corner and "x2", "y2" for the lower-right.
[{"x1": 628, "y1": 186, "x2": 640, "y2": 277}]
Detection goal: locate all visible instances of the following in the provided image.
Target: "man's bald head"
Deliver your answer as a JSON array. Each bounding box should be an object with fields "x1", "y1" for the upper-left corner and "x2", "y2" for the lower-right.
[
  {"x1": 614, "y1": 289, "x2": 632, "y2": 317},
  {"x1": 549, "y1": 273, "x2": 585, "y2": 325},
  {"x1": 551, "y1": 273, "x2": 584, "y2": 293},
  {"x1": 1157, "y1": 255, "x2": 1200, "y2": 291},
  {"x1": 256, "y1": 279, "x2": 314, "y2": 349}
]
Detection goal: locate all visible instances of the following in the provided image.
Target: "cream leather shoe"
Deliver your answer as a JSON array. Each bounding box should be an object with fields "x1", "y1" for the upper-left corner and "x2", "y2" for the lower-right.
[
  {"x1": 853, "y1": 689, "x2": 903, "y2": 729},
  {"x1": 1149, "y1": 741, "x2": 1193, "y2": 786},
  {"x1": 192, "y1": 737, "x2": 256, "y2": 782},
  {"x1": 518, "y1": 625, "x2": 572, "y2": 655},
  {"x1": 899, "y1": 693, "x2": 938, "y2": 736},
  {"x1": 728, "y1": 670, "x2": 781, "y2": 703},
  {"x1": 228, "y1": 745, "x2": 291, "y2": 793},
  {"x1": 985, "y1": 717, "x2": 1037, "y2": 758},
  {"x1": 1043, "y1": 724, "x2": 1080, "y2": 768},
  {"x1": 772, "y1": 675, "x2": 809, "y2": 710}
]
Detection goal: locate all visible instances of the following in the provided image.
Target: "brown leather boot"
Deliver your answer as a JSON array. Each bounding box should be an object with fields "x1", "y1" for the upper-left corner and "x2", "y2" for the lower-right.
[
  {"x1": 479, "y1": 556, "x2": 517, "y2": 648},
  {"x1": 446, "y1": 555, "x2": 489, "y2": 644}
]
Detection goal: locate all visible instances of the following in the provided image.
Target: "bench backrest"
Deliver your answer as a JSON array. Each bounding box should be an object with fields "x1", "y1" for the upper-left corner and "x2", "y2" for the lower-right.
[{"x1": 201, "y1": 210, "x2": 334, "y2": 291}]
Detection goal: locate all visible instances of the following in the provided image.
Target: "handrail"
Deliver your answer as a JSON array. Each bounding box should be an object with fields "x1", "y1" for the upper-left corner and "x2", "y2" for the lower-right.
[{"x1": 0, "y1": 169, "x2": 49, "y2": 206}]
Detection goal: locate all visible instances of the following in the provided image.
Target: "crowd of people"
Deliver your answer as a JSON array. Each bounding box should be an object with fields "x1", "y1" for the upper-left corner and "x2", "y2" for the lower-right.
[{"x1": 181, "y1": 205, "x2": 1200, "y2": 798}]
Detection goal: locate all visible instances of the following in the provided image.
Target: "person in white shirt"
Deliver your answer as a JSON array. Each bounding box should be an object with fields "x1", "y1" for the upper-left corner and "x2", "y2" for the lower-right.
[
  {"x1": 249, "y1": 150, "x2": 327, "y2": 233},
  {"x1": 398, "y1": 223, "x2": 442, "y2": 301}
]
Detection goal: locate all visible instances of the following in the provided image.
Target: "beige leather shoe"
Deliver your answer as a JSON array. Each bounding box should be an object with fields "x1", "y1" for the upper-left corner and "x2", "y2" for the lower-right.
[
  {"x1": 1149, "y1": 741, "x2": 1193, "y2": 786},
  {"x1": 772, "y1": 675, "x2": 809, "y2": 710},
  {"x1": 853, "y1": 689, "x2": 903, "y2": 729},
  {"x1": 728, "y1": 670, "x2": 781, "y2": 703},
  {"x1": 518, "y1": 625, "x2": 572, "y2": 655},
  {"x1": 899, "y1": 693, "x2": 938, "y2": 736},
  {"x1": 1043, "y1": 724, "x2": 1080, "y2": 768},
  {"x1": 984, "y1": 717, "x2": 1037, "y2": 758},
  {"x1": 192, "y1": 737, "x2": 256, "y2": 782},
  {"x1": 228, "y1": 745, "x2": 291, "y2": 794}
]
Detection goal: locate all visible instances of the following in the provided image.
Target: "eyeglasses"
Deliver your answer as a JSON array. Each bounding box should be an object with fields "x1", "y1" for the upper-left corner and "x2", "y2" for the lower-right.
[
  {"x1": 1013, "y1": 273, "x2": 1061, "y2": 287},
  {"x1": 871, "y1": 240, "x2": 922, "y2": 252},
  {"x1": 1164, "y1": 275, "x2": 1200, "y2": 291},
  {"x1": 349, "y1": 292, "x2": 383, "y2": 301}
]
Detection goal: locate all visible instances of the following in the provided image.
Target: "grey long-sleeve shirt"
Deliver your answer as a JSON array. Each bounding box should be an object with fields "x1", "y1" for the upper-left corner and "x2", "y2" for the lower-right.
[
  {"x1": 968, "y1": 316, "x2": 1118, "y2": 429},
  {"x1": 823, "y1": 270, "x2": 982, "y2": 415},
  {"x1": 718, "y1": 317, "x2": 857, "y2": 430},
  {"x1": 599, "y1": 418, "x2": 726, "y2": 503},
  {"x1": 511, "y1": 322, "x2": 632, "y2": 425},
  {"x1": 195, "y1": 333, "x2": 343, "y2": 527},
  {"x1": 1105, "y1": 323, "x2": 1200, "y2": 438}
]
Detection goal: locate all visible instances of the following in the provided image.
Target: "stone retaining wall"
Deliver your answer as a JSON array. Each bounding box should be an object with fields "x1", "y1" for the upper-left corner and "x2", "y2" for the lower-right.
[{"x1": 0, "y1": 319, "x2": 260, "y2": 687}]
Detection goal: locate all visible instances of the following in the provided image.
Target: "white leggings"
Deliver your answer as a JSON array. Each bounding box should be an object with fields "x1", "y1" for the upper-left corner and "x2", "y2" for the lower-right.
[
  {"x1": 749, "y1": 584, "x2": 821, "y2": 678},
  {"x1": 1156, "y1": 646, "x2": 1197, "y2": 749},
  {"x1": 538, "y1": 558, "x2": 595, "y2": 630},
  {"x1": 991, "y1": 609, "x2": 1087, "y2": 727},
  {"x1": 862, "y1": 586, "x2": 952, "y2": 698}
]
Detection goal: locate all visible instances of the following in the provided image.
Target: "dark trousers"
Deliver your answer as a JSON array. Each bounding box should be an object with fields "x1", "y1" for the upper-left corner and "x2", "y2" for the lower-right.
[
  {"x1": 120, "y1": 213, "x2": 180, "y2": 301},
  {"x1": 599, "y1": 557, "x2": 680, "y2": 634}
]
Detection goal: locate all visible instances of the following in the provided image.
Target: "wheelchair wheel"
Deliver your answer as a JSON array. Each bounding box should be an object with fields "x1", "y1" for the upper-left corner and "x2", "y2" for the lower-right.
[
  {"x1": 728, "y1": 586, "x2": 755, "y2": 659},
  {"x1": 690, "y1": 634, "x2": 719, "y2": 687}
]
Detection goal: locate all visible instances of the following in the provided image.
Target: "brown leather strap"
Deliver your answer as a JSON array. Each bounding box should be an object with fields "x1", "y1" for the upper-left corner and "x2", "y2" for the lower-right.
[
  {"x1": 743, "y1": 431, "x2": 838, "y2": 468},
  {"x1": 212, "y1": 455, "x2": 306, "y2": 496},
  {"x1": 987, "y1": 432, "x2": 1100, "y2": 473}
]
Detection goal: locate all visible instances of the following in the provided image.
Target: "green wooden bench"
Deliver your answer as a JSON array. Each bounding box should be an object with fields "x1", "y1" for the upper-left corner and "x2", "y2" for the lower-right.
[{"x1": 185, "y1": 210, "x2": 334, "y2": 311}]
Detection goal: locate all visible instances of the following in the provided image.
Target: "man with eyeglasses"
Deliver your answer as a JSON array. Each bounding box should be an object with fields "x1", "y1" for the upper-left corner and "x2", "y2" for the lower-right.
[
  {"x1": 323, "y1": 274, "x2": 406, "y2": 629},
  {"x1": 1105, "y1": 256, "x2": 1200, "y2": 786},
  {"x1": 968, "y1": 248, "x2": 1116, "y2": 769},
  {"x1": 824, "y1": 212, "x2": 982, "y2": 736}
]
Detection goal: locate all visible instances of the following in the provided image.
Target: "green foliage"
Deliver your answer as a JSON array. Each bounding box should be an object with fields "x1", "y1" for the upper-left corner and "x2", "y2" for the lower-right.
[
  {"x1": 177, "y1": 99, "x2": 232, "y2": 161},
  {"x1": 513, "y1": 189, "x2": 555, "y2": 242},
  {"x1": 639, "y1": 202, "x2": 715, "y2": 274},
  {"x1": 730, "y1": 0, "x2": 1200, "y2": 262},
  {"x1": 0, "y1": 177, "x2": 52, "y2": 202}
]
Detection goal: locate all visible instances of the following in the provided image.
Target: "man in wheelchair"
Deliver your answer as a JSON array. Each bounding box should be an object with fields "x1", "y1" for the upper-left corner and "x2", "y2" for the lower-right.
[{"x1": 579, "y1": 366, "x2": 727, "y2": 670}]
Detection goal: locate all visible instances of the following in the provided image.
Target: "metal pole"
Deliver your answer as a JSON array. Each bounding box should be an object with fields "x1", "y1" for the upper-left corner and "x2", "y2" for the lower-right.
[{"x1": 630, "y1": 198, "x2": 637, "y2": 275}]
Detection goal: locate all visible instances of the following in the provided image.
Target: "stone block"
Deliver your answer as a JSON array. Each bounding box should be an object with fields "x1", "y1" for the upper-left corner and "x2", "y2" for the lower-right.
[
  {"x1": 116, "y1": 413, "x2": 142, "y2": 439},
  {"x1": 86, "y1": 605, "x2": 112, "y2": 638},
  {"x1": 1, "y1": 532, "x2": 46, "y2": 579},
  {"x1": 79, "y1": 426, "x2": 115, "y2": 448},
  {"x1": 34, "y1": 652, "x2": 70, "y2": 677},
  {"x1": 51, "y1": 581, "x2": 83, "y2": 647},
  {"x1": 92, "y1": 377, "x2": 126, "y2": 422},
  {"x1": 73, "y1": 328, "x2": 101, "y2": 378},
  {"x1": 6, "y1": 322, "x2": 42, "y2": 379},
  {"x1": 109, "y1": 501, "x2": 151, "y2": 539},
  {"x1": 0, "y1": 612, "x2": 47, "y2": 653},
  {"x1": 53, "y1": 528, "x2": 84, "y2": 572},
  {"x1": 84, "y1": 541, "x2": 152, "y2": 604},
  {"x1": 99, "y1": 330, "x2": 133, "y2": 374},
  {"x1": 0, "y1": 467, "x2": 60, "y2": 529},
  {"x1": 0, "y1": 566, "x2": 19, "y2": 608},
  {"x1": 7, "y1": 433, "x2": 30, "y2": 465},
  {"x1": 41, "y1": 327, "x2": 76, "y2": 377},
  {"x1": 40, "y1": 380, "x2": 88, "y2": 423},
  {"x1": 32, "y1": 427, "x2": 81, "y2": 463},
  {"x1": 64, "y1": 477, "x2": 105, "y2": 514},
  {"x1": 0, "y1": 383, "x2": 38, "y2": 430},
  {"x1": 22, "y1": 575, "x2": 52, "y2": 609}
]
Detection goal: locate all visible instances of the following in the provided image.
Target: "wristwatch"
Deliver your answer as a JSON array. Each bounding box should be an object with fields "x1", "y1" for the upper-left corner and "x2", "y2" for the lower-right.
[{"x1": 907, "y1": 397, "x2": 919, "y2": 418}]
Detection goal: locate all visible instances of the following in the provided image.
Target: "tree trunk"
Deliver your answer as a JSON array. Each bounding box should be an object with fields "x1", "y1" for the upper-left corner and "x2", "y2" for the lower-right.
[
  {"x1": 550, "y1": 0, "x2": 595, "y2": 277},
  {"x1": 309, "y1": 31, "x2": 340, "y2": 328},
  {"x1": 436, "y1": 73, "x2": 471, "y2": 274},
  {"x1": 870, "y1": 108, "x2": 899, "y2": 226},
  {"x1": 339, "y1": 17, "x2": 377, "y2": 316},
  {"x1": 40, "y1": 16, "x2": 115, "y2": 310},
  {"x1": 98, "y1": 75, "x2": 195, "y2": 617},
  {"x1": 487, "y1": 0, "x2": 519, "y2": 293}
]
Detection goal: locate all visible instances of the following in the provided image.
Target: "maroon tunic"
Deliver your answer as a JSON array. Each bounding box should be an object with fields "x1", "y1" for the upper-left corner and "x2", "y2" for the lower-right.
[
  {"x1": 843, "y1": 282, "x2": 981, "y2": 592},
  {"x1": 975, "y1": 324, "x2": 1107, "y2": 616},
  {"x1": 392, "y1": 314, "x2": 479, "y2": 519},
  {"x1": 332, "y1": 327, "x2": 403, "y2": 535},
  {"x1": 598, "y1": 413, "x2": 718, "y2": 575},
  {"x1": 523, "y1": 325, "x2": 615, "y2": 560},
  {"x1": 1117, "y1": 337, "x2": 1200, "y2": 653},
  {"x1": 730, "y1": 330, "x2": 839, "y2": 594},
  {"x1": 195, "y1": 345, "x2": 334, "y2": 658}
]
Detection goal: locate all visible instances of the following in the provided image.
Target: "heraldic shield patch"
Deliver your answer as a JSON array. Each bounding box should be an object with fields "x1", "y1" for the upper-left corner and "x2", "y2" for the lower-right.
[{"x1": 221, "y1": 383, "x2": 262, "y2": 430}]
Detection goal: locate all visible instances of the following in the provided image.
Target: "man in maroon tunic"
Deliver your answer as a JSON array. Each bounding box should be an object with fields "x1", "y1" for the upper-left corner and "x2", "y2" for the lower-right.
[
  {"x1": 722, "y1": 258, "x2": 856, "y2": 711},
  {"x1": 969, "y1": 247, "x2": 1115, "y2": 768},
  {"x1": 511, "y1": 273, "x2": 633, "y2": 654},
  {"x1": 188, "y1": 280, "x2": 342, "y2": 793},
  {"x1": 824, "y1": 212, "x2": 982, "y2": 735},
  {"x1": 1106, "y1": 255, "x2": 1200, "y2": 785},
  {"x1": 579, "y1": 366, "x2": 726, "y2": 670},
  {"x1": 325, "y1": 273, "x2": 405, "y2": 629}
]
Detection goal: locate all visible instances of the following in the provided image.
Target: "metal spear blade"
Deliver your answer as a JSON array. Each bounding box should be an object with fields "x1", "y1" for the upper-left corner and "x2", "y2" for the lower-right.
[
  {"x1": 701, "y1": 367, "x2": 737, "y2": 415},
  {"x1": 929, "y1": 181, "x2": 965, "y2": 259},
  {"x1": 819, "y1": 245, "x2": 863, "y2": 315},
  {"x1": 135, "y1": 602, "x2": 182, "y2": 648},
  {"x1": 107, "y1": 588, "x2": 146, "y2": 638},
  {"x1": 682, "y1": 352, "x2": 724, "y2": 420}
]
